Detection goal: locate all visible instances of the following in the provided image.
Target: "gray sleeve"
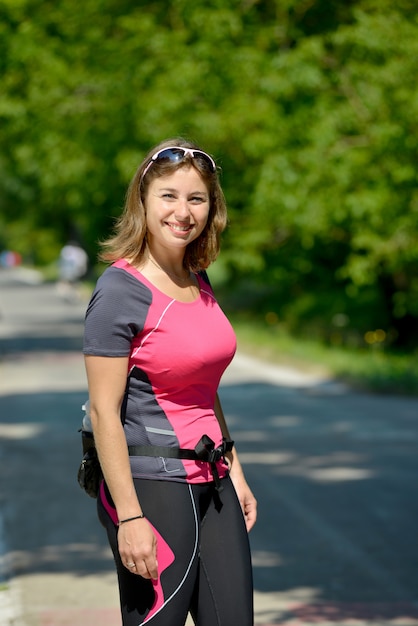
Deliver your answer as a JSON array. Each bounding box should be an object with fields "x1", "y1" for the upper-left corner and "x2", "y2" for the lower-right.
[{"x1": 83, "y1": 267, "x2": 152, "y2": 356}]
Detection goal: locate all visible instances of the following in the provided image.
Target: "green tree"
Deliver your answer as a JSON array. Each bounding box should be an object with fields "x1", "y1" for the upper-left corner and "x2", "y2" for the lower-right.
[
  {"x1": 1, "y1": 0, "x2": 417, "y2": 346},
  {"x1": 222, "y1": 3, "x2": 418, "y2": 348}
]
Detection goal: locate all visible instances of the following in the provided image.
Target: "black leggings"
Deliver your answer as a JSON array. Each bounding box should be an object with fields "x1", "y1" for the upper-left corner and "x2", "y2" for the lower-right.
[{"x1": 97, "y1": 476, "x2": 253, "y2": 626}]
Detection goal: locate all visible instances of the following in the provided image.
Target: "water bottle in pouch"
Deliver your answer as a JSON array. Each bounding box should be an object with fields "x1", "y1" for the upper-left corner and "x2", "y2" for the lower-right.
[
  {"x1": 81, "y1": 399, "x2": 95, "y2": 455},
  {"x1": 78, "y1": 398, "x2": 102, "y2": 498}
]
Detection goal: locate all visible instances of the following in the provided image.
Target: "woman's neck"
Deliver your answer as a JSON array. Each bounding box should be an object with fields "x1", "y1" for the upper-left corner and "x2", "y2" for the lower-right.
[{"x1": 147, "y1": 253, "x2": 190, "y2": 284}]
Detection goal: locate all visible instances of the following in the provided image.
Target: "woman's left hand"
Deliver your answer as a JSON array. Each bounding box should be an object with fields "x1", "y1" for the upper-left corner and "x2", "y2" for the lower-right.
[
  {"x1": 213, "y1": 394, "x2": 257, "y2": 531},
  {"x1": 230, "y1": 472, "x2": 257, "y2": 532}
]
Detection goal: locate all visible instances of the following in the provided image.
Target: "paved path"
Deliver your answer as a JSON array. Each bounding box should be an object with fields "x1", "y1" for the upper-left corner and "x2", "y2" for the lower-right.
[{"x1": 1, "y1": 267, "x2": 418, "y2": 625}]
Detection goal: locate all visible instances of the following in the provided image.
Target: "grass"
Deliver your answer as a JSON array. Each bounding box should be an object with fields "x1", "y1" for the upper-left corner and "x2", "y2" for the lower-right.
[{"x1": 230, "y1": 316, "x2": 418, "y2": 396}]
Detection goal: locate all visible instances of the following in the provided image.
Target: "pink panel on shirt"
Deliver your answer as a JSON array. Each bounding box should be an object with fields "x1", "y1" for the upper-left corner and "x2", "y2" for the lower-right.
[{"x1": 113, "y1": 259, "x2": 236, "y2": 484}]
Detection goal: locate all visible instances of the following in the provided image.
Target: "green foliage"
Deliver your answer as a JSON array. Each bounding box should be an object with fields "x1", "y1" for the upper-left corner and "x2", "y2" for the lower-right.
[
  {"x1": 1, "y1": 0, "x2": 417, "y2": 347},
  {"x1": 231, "y1": 315, "x2": 418, "y2": 396},
  {"x1": 221, "y1": 4, "x2": 418, "y2": 348}
]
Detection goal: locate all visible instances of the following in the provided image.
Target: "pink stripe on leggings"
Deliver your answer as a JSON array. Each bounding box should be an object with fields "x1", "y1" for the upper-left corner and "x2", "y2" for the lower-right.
[{"x1": 99, "y1": 481, "x2": 176, "y2": 623}]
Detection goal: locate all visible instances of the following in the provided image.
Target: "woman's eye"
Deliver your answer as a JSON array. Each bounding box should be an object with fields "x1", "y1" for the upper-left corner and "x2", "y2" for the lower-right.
[{"x1": 162, "y1": 193, "x2": 175, "y2": 199}]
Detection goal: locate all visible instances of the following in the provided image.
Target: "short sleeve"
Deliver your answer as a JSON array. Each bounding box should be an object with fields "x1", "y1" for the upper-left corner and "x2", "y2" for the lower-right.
[{"x1": 83, "y1": 266, "x2": 152, "y2": 356}]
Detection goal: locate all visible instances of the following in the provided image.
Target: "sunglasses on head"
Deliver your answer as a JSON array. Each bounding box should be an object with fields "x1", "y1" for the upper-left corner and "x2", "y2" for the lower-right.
[{"x1": 141, "y1": 146, "x2": 217, "y2": 181}]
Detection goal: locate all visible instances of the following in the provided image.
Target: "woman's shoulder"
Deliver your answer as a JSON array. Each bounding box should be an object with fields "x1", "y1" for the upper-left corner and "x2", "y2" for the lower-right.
[
  {"x1": 96, "y1": 262, "x2": 152, "y2": 298},
  {"x1": 87, "y1": 263, "x2": 153, "y2": 319},
  {"x1": 84, "y1": 263, "x2": 152, "y2": 354}
]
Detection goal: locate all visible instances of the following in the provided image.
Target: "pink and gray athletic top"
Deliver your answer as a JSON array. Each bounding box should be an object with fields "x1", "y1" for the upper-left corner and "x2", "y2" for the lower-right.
[{"x1": 83, "y1": 259, "x2": 236, "y2": 485}]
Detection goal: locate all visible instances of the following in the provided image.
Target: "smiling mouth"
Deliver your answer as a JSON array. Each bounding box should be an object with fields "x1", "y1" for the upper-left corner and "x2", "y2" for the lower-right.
[{"x1": 166, "y1": 222, "x2": 194, "y2": 233}]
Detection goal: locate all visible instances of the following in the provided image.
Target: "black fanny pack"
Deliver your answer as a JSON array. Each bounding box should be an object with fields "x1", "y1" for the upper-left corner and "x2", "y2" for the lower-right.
[
  {"x1": 77, "y1": 430, "x2": 103, "y2": 498},
  {"x1": 78, "y1": 433, "x2": 233, "y2": 498}
]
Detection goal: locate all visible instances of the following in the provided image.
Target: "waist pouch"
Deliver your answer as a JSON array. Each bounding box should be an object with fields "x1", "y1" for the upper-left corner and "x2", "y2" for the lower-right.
[
  {"x1": 128, "y1": 434, "x2": 234, "y2": 492},
  {"x1": 77, "y1": 430, "x2": 102, "y2": 498},
  {"x1": 78, "y1": 433, "x2": 234, "y2": 498}
]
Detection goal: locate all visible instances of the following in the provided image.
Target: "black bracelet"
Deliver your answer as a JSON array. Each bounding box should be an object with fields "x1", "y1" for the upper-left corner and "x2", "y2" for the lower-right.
[{"x1": 118, "y1": 514, "x2": 145, "y2": 526}]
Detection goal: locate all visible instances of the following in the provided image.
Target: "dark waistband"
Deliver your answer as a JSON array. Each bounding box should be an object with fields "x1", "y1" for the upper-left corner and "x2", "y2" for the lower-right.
[{"x1": 128, "y1": 435, "x2": 234, "y2": 491}]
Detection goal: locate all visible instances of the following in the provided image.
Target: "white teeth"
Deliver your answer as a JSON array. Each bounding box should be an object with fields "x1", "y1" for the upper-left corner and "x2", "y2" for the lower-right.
[{"x1": 169, "y1": 223, "x2": 191, "y2": 231}]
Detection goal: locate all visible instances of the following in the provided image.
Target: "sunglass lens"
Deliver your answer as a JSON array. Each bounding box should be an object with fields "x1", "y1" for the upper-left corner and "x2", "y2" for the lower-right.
[
  {"x1": 156, "y1": 148, "x2": 185, "y2": 164},
  {"x1": 192, "y1": 151, "x2": 216, "y2": 172}
]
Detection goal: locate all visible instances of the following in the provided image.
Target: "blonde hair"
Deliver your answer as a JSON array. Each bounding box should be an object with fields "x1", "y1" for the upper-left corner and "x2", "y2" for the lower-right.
[{"x1": 99, "y1": 138, "x2": 227, "y2": 271}]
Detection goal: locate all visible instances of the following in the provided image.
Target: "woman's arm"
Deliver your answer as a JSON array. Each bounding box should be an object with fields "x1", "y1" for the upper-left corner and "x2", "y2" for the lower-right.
[
  {"x1": 84, "y1": 355, "x2": 158, "y2": 579},
  {"x1": 214, "y1": 393, "x2": 257, "y2": 531}
]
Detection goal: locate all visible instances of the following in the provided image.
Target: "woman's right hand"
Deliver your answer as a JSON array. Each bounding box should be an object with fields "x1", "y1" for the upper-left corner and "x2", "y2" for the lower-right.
[
  {"x1": 118, "y1": 518, "x2": 159, "y2": 580},
  {"x1": 84, "y1": 355, "x2": 159, "y2": 580}
]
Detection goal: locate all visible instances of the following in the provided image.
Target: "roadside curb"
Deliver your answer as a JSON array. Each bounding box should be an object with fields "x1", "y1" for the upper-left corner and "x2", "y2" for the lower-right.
[{"x1": 0, "y1": 580, "x2": 22, "y2": 626}]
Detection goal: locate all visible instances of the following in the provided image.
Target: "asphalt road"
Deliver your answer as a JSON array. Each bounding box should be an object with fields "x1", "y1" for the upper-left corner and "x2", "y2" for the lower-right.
[{"x1": 1, "y1": 267, "x2": 418, "y2": 626}]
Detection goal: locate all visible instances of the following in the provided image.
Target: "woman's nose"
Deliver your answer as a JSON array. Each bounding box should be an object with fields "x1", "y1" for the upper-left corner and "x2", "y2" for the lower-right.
[{"x1": 174, "y1": 198, "x2": 191, "y2": 219}]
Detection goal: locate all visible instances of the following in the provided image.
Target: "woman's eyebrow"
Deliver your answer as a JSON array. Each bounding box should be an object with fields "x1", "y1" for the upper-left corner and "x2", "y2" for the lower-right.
[{"x1": 158, "y1": 186, "x2": 208, "y2": 196}]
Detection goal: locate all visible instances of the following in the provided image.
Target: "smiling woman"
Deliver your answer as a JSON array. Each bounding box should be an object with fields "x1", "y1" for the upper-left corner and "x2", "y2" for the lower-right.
[
  {"x1": 100, "y1": 138, "x2": 227, "y2": 274},
  {"x1": 82, "y1": 138, "x2": 256, "y2": 626}
]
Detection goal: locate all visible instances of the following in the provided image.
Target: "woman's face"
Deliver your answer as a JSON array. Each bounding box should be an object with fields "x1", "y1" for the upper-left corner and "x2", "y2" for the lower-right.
[{"x1": 144, "y1": 166, "x2": 210, "y2": 252}]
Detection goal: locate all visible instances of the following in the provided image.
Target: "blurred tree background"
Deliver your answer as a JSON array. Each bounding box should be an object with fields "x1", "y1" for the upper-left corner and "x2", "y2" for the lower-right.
[{"x1": 1, "y1": 0, "x2": 417, "y2": 351}]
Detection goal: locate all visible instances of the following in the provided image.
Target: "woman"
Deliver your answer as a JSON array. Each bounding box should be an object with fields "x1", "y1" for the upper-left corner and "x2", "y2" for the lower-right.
[{"x1": 83, "y1": 138, "x2": 257, "y2": 626}]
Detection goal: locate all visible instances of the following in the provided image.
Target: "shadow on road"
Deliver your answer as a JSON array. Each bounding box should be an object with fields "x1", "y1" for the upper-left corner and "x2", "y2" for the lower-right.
[
  {"x1": 1, "y1": 388, "x2": 109, "y2": 577},
  {"x1": 220, "y1": 380, "x2": 418, "y2": 622}
]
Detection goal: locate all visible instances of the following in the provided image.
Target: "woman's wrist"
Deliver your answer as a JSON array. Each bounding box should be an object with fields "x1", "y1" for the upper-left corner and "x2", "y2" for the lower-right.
[
  {"x1": 227, "y1": 450, "x2": 245, "y2": 478},
  {"x1": 118, "y1": 513, "x2": 145, "y2": 526}
]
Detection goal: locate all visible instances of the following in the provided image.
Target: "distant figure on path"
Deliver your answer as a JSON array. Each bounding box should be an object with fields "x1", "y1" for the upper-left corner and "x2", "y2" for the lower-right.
[{"x1": 57, "y1": 241, "x2": 88, "y2": 300}]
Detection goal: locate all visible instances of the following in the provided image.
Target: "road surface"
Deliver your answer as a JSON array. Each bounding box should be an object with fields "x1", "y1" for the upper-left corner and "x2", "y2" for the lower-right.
[{"x1": 1, "y1": 267, "x2": 418, "y2": 625}]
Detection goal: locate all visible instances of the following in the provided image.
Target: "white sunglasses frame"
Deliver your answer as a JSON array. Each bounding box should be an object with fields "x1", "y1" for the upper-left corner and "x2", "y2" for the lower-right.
[{"x1": 141, "y1": 146, "x2": 217, "y2": 182}]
